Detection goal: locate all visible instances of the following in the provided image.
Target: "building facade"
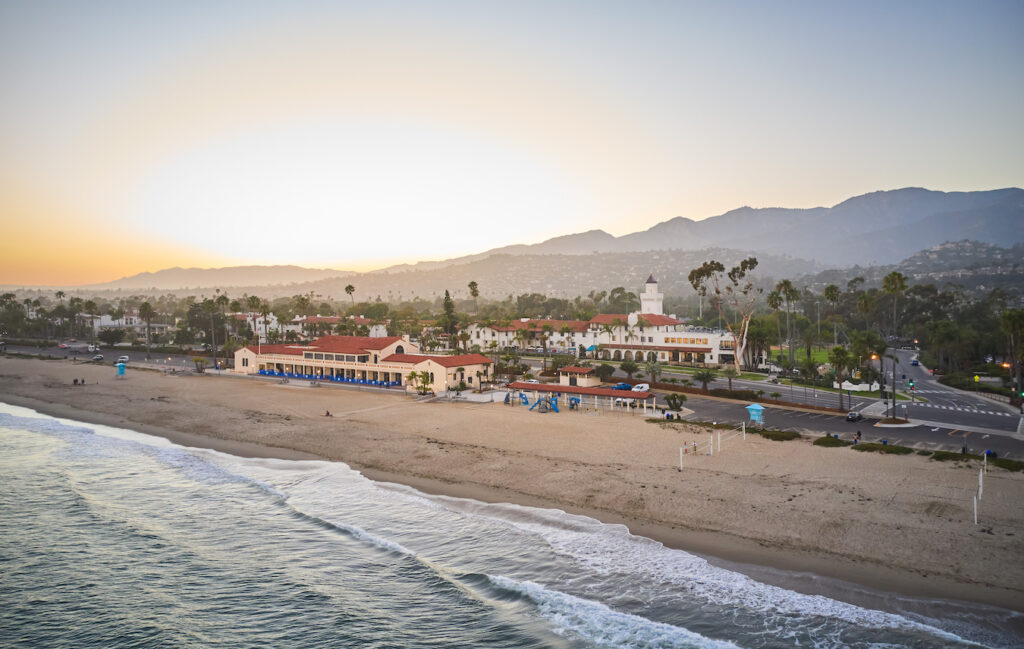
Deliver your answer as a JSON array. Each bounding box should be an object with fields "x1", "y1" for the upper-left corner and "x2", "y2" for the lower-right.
[{"x1": 232, "y1": 335, "x2": 492, "y2": 394}]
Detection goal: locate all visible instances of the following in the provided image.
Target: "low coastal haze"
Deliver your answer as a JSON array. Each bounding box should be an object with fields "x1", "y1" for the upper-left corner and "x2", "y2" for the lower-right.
[{"x1": 2, "y1": 0, "x2": 1022, "y2": 285}]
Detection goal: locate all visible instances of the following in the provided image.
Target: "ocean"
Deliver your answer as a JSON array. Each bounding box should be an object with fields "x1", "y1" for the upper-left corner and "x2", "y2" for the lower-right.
[{"x1": 0, "y1": 402, "x2": 1019, "y2": 648}]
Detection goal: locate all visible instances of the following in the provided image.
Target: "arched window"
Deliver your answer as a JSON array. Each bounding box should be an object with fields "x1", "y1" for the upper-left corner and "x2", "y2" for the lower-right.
[{"x1": 395, "y1": 345, "x2": 405, "y2": 354}]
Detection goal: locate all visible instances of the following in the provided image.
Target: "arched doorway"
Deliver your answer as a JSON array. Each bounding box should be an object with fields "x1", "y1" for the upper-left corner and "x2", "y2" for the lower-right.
[
  {"x1": 623, "y1": 351, "x2": 633, "y2": 361},
  {"x1": 613, "y1": 350, "x2": 621, "y2": 361}
]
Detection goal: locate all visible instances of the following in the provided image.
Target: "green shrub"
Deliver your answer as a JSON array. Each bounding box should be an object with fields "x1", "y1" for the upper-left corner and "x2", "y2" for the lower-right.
[
  {"x1": 813, "y1": 435, "x2": 851, "y2": 447},
  {"x1": 931, "y1": 450, "x2": 982, "y2": 462},
  {"x1": 758, "y1": 429, "x2": 801, "y2": 441},
  {"x1": 851, "y1": 443, "x2": 913, "y2": 455},
  {"x1": 708, "y1": 388, "x2": 760, "y2": 401},
  {"x1": 991, "y1": 457, "x2": 1024, "y2": 472},
  {"x1": 917, "y1": 450, "x2": 933, "y2": 456}
]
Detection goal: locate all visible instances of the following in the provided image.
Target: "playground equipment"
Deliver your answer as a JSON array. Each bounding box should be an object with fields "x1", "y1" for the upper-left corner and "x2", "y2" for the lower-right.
[
  {"x1": 519, "y1": 392, "x2": 529, "y2": 405},
  {"x1": 568, "y1": 397, "x2": 581, "y2": 410},
  {"x1": 529, "y1": 396, "x2": 560, "y2": 413}
]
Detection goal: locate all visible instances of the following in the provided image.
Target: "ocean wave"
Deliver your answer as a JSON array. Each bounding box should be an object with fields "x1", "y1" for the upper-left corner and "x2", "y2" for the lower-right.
[
  {"x1": 380, "y1": 491, "x2": 974, "y2": 645},
  {"x1": 485, "y1": 574, "x2": 740, "y2": 649}
]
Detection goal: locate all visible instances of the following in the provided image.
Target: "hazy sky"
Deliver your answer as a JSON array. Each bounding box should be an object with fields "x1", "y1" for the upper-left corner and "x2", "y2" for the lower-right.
[{"x1": 2, "y1": 0, "x2": 1022, "y2": 285}]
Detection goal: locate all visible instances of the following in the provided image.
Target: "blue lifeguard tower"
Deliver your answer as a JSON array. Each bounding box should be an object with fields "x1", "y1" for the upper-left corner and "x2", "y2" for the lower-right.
[{"x1": 745, "y1": 403, "x2": 764, "y2": 426}]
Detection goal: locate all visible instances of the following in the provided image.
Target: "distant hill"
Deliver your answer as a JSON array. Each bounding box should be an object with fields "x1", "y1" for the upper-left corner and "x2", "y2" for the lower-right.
[
  {"x1": 374, "y1": 187, "x2": 1023, "y2": 273},
  {"x1": 82, "y1": 265, "x2": 355, "y2": 290},
  {"x1": 797, "y1": 240, "x2": 1024, "y2": 294}
]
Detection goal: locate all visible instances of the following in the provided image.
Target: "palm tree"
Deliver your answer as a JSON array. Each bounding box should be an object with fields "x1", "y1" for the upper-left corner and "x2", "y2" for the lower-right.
[
  {"x1": 823, "y1": 284, "x2": 841, "y2": 347},
  {"x1": 799, "y1": 356, "x2": 818, "y2": 383},
  {"x1": 468, "y1": 280, "x2": 479, "y2": 312},
  {"x1": 664, "y1": 392, "x2": 687, "y2": 412},
  {"x1": 345, "y1": 284, "x2": 356, "y2": 305},
  {"x1": 856, "y1": 292, "x2": 875, "y2": 332},
  {"x1": 775, "y1": 279, "x2": 799, "y2": 365},
  {"x1": 202, "y1": 299, "x2": 218, "y2": 368},
  {"x1": 138, "y1": 302, "x2": 155, "y2": 360},
  {"x1": 882, "y1": 271, "x2": 907, "y2": 339},
  {"x1": 620, "y1": 359, "x2": 639, "y2": 379},
  {"x1": 828, "y1": 345, "x2": 850, "y2": 410},
  {"x1": 540, "y1": 324, "x2": 553, "y2": 370},
  {"x1": 83, "y1": 300, "x2": 98, "y2": 344},
  {"x1": 721, "y1": 366, "x2": 739, "y2": 392},
  {"x1": 1001, "y1": 309, "x2": 1024, "y2": 403},
  {"x1": 644, "y1": 360, "x2": 663, "y2": 384},
  {"x1": 766, "y1": 290, "x2": 783, "y2": 363},
  {"x1": 259, "y1": 300, "x2": 271, "y2": 344},
  {"x1": 692, "y1": 368, "x2": 717, "y2": 392}
]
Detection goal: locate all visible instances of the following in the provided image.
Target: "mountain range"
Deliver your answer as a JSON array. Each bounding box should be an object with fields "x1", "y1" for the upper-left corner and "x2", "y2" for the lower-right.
[
  {"x1": 34, "y1": 186, "x2": 1024, "y2": 295},
  {"x1": 378, "y1": 186, "x2": 1022, "y2": 271}
]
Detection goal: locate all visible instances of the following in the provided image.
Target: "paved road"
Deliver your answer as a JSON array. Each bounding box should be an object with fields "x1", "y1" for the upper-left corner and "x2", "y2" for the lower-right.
[
  {"x1": 3, "y1": 343, "x2": 217, "y2": 371},
  {"x1": 674, "y1": 396, "x2": 1024, "y2": 460}
]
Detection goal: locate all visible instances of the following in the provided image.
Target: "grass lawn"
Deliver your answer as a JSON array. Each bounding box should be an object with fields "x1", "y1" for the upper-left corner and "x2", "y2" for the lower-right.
[
  {"x1": 770, "y1": 346, "x2": 831, "y2": 364},
  {"x1": 778, "y1": 379, "x2": 912, "y2": 401},
  {"x1": 660, "y1": 366, "x2": 765, "y2": 381}
]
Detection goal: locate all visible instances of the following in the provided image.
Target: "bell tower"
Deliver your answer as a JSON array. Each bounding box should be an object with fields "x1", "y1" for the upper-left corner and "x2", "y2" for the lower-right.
[{"x1": 640, "y1": 274, "x2": 663, "y2": 315}]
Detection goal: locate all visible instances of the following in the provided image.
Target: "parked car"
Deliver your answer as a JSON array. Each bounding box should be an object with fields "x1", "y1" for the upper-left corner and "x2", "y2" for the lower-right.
[
  {"x1": 612, "y1": 382, "x2": 632, "y2": 390},
  {"x1": 846, "y1": 411, "x2": 864, "y2": 422},
  {"x1": 92, "y1": 354, "x2": 104, "y2": 361},
  {"x1": 116, "y1": 355, "x2": 130, "y2": 364},
  {"x1": 613, "y1": 397, "x2": 636, "y2": 406},
  {"x1": 524, "y1": 379, "x2": 540, "y2": 384},
  {"x1": 910, "y1": 359, "x2": 920, "y2": 366},
  {"x1": 631, "y1": 383, "x2": 651, "y2": 392}
]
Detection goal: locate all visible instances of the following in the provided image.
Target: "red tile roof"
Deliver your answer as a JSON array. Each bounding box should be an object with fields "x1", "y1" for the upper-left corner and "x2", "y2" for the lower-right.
[
  {"x1": 508, "y1": 381, "x2": 651, "y2": 399},
  {"x1": 382, "y1": 353, "x2": 492, "y2": 368},
  {"x1": 313, "y1": 335, "x2": 403, "y2": 351},
  {"x1": 638, "y1": 314, "x2": 684, "y2": 326},
  {"x1": 486, "y1": 319, "x2": 589, "y2": 333},
  {"x1": 244, "y1": 335, "x2": 404, "y2": 356},
  {"x1": 242, "y1": 344, "x2": 313, "y2": 356},
  {"x1": 558, "y1": 366, "x2": 594, "y2": 375},
  {"x1": 588, "y1": 314, "x2": 630, "y2": 326},
  {"x1": 589, "y1": 313, "x2": 683, "y2": 327}
]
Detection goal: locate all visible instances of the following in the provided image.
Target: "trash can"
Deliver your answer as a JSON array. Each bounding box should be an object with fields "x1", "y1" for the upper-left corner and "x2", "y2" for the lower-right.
[{"x1": 881, "y1": 439, "x2": 888, "y2": 446}]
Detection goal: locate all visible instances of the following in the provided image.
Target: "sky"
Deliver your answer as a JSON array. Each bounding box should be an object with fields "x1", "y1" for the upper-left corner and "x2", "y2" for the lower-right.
[{"x1": 1, "y1": 0, "x2": 1022, "y2": 286}]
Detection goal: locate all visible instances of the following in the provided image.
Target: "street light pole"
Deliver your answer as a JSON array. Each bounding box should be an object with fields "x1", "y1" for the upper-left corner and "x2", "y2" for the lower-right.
[{"x1": 816, "y1": 301, "x2": 820, "y2": 342}]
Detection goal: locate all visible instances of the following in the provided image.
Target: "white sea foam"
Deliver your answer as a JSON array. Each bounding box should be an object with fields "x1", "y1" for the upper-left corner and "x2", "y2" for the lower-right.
[
  {"x1": 0, "y1": 403, "x2": 981, "y2": 646},
  {"x1": 380, "y1": 489, "x2": 971, "y2": 644},
  {"x1": 488, "y1": 574, "x2": 740, "y2": 649}
]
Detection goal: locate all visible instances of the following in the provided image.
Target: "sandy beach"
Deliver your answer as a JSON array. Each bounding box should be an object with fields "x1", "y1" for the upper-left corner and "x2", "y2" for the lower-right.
[{"x1": 2, "y1": 356, "x2": 1022, "y2": 612}]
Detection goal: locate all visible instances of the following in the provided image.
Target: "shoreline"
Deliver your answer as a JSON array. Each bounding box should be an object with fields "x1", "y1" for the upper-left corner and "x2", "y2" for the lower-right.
[
  {"x1": 1, "y1": 357, "x2": 1021, "y2": 615},
  {"x1": 3, "y1": 391, "x2": 1021, "y2": 613}
]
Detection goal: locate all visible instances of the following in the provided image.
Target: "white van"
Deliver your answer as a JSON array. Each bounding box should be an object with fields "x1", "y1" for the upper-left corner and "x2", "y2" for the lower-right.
[
  {"x1": 631, "y1": 383, "x2": 650, "y2": 392},
  {"x1": 117, "y1": 355, "x2": 130, "y2": 364}
]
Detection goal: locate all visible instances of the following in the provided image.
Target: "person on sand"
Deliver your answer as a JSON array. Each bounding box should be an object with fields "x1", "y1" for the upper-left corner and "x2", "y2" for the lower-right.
[{"x1": 324, "y1": 410, "x2": 332, "y2": 417}]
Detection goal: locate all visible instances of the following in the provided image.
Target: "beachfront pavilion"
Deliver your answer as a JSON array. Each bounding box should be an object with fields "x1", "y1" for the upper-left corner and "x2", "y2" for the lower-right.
[
  {"x1": 507, "y1": 381, "x2": 655, "y2": 413},
  {"x1": 232, "y1": 335, "x2": 492, "y2": 393}
]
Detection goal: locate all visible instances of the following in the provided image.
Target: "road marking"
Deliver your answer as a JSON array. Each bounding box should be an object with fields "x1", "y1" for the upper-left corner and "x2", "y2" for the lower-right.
[{"x1": 946, "y1": 429, "x2": 960, "y2": 436}]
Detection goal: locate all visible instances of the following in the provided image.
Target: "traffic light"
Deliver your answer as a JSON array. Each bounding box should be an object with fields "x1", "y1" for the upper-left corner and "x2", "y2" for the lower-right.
[{"x1": 908, "y1": 379, "x2": 914, "y2": 389}]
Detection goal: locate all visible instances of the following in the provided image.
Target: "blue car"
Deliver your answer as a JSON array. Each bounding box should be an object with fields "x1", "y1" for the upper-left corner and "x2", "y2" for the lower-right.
[
  {"x1": 911, "y1": 359, "x2": 920, "y2": 366},
  {"x1": 612, "y1": 382, "x2": 632, "y2": 390}
]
